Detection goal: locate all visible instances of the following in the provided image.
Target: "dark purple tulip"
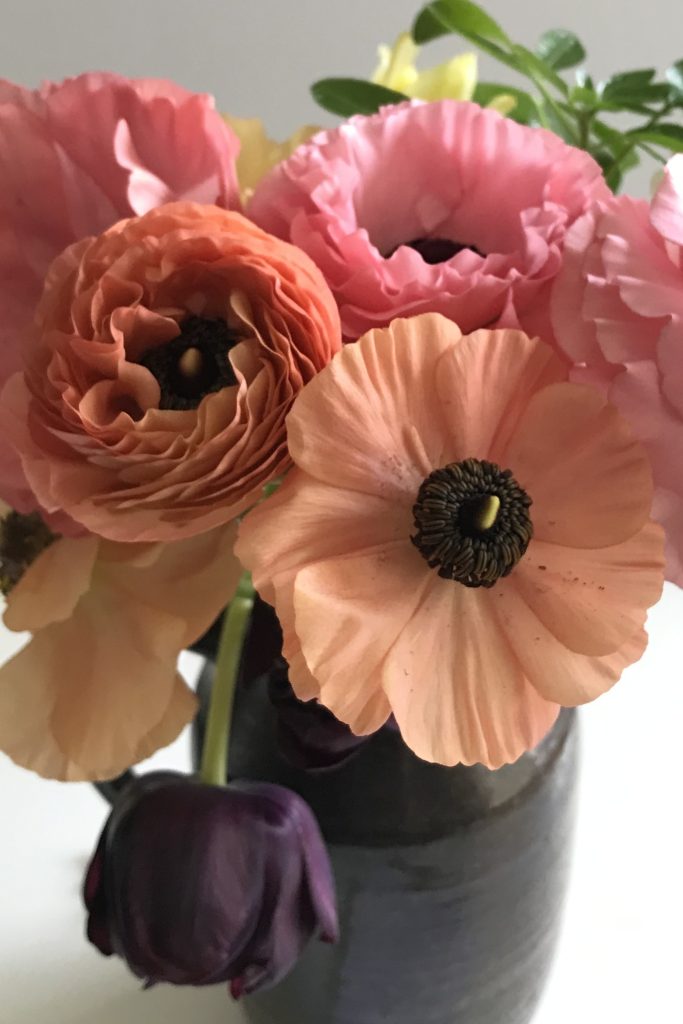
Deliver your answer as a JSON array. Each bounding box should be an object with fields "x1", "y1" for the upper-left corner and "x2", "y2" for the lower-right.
[
  {"x1": 268, "y1": 660, "x2": 369, "y2": 771},
  {"x1": 83, "y1": 771, "x2": 337, "y2": 997}
]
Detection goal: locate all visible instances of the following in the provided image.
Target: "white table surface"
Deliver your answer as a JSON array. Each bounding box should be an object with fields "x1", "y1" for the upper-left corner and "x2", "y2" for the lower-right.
[{"x1": 1, "y1": 587, "x2": 682, "y2": 1024}]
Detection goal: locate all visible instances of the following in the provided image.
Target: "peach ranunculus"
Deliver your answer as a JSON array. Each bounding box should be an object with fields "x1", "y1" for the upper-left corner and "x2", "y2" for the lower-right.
[
  {"x1": 236, "y1": 314, "x2": 664, "y2": 768},
  {"x1": 552, "y1": 155, "x2": 683, "y2": 586},
  {"x1": 1, "y1": 202, "x2": 341, "y2": 543},
  {"x1": 0, "y1": 73, "x2": 241, "y2": 518},
  {"x1": 0, "y1": 521, "x2": 239, "y2": 781},
  {"x1": 248, "y1": 101, "x2": 610, "y2": 342}
]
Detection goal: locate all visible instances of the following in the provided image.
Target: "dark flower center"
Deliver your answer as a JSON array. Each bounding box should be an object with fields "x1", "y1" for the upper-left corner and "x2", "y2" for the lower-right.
[
  {"x1": 412, "y1": 458, "x2": 533, "y2": 588},
  {"x1": 388, "y1": 237, "x2": 485, "y2": 265},
  {"x1": 0, "y1": 510, "x2": 56, "y2": 597},
  {"x1": 140, "y1": 316, "x2": 241, "y2": 411}
]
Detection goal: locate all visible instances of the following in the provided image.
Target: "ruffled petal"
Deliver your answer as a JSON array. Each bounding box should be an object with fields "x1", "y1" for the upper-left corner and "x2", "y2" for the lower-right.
[
  {"x1": 382, "y1": 579, "x2": 559, "y2": 767},
  {"x1": 503, "y1": 381, "x2": 653, "y2": 548}
]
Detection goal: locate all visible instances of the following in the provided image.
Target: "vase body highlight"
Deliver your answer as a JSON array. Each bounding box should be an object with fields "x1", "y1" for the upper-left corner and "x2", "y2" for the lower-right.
[{"x1": 194, "y1": 659, "x2": 579, "y2": 1024}]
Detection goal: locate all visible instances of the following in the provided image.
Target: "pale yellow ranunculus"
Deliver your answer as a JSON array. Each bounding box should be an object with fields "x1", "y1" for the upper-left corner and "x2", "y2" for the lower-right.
[
  {"x1": 372, "y1": 32, "x2": 516, "y2": 115},
  {"x1": 225, "y1": 116, "x2": 320, "y2": 202}
]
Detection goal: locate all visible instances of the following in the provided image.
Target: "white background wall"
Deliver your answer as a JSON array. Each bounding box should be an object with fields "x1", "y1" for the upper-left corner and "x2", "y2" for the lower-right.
[{"x1": 0, "y1": 2, "x2": 682, "y2": 1023}]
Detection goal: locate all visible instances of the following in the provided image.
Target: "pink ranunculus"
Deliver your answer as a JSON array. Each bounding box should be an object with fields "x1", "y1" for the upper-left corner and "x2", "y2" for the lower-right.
[
  {"x1": 0, "y1": 73, "x2": 241, "y2": 517},
  {"x1": 551, "y1": 155, "x2": 683, "y2": 586},
  {"x1": 248, "y1": 100, "x2": 609, "y2": 342}
]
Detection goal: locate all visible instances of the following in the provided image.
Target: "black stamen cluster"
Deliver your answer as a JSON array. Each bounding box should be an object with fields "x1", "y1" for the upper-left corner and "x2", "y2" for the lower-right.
[
  {"x1": 140, "y1": 316, "x2": 241, "y2": 411},
  {"x1": 412, "y1": 458, "x2": 533, "y2": 588}
]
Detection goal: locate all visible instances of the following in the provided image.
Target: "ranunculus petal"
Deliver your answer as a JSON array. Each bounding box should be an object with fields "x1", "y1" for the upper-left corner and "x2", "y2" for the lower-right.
[
  {"x1": 292, "y1": 543, "x2": 430, "y2": 732},
  {"x1": 0, "y1": 525, "x2": 239, "y2": 780},
  {"x1": 495, "y1": 579, "x2": 649, "y2": 707},
  {"x1": 382, "y1": 579, "x2": 560, "y2": 767},
  {"x1": 3, "y1": 535, "x2": 99, "y2": 632},
  {"x1": 286, "y1": 315, "x2": 458, "y2": 500},
  {"x1": 513, "y1": 523, "x2": 664, "y2": 657},
  {"x1": 433, "y1": 327, "x2": 567, "y2": 463},
  {"x1": 504, "y1": 382, "x2": 653, "y2": 548}
]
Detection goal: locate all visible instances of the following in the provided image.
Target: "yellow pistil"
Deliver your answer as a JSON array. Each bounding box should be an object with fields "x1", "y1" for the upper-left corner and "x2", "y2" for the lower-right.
[
  {"x1": 178, "y1": 347, "x2": 203, "y2": 379},
  {"x1": 475, "y1": 495, "x2": 501, "y2": 532}
]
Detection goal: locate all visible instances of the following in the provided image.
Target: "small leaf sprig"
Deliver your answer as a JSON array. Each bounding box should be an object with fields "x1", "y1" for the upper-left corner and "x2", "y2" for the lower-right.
[{"x1": 311, "y1": 0, "x2": 683, "y2": 191}]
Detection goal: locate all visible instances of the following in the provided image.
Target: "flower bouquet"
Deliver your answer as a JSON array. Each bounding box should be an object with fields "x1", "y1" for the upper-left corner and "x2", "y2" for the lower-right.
[{"x1": 1, "y1": 1, "x2": 682, "y2": 1021}]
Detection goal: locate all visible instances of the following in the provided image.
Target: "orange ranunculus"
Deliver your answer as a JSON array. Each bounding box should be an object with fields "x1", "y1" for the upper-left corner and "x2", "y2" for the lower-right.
[
  {"x1": 0, "y1": 523, "x2": 239, "y2": 781},
  {"x1": 1, "y1": 202, "x2": 341, "y2": 543},
  {"x1": 236, "y1": 314, "x2": 664, "y2": 769}
]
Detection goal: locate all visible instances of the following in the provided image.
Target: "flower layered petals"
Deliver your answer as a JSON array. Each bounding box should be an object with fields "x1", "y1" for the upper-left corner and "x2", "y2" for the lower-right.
[
  {"x1": 292, "y1": 544, "x2": 430, "y2": 732},
  {"x1": 249, "y1": 99, "x2": 608, "y2": 341},
  {"x1": 513, "y1": 524, "x2": 664, "y2": 657},
  {"x1": 503, "y1": 382, "x2": 653, "y2": 548},
  {"x1": 6, "y1": 203, "x2": 341, "y2": 542},
  {"x1": 0, "y1": 525, "x2": 239, "y2": 780},
  {"x1": 382, "y1": 580, "x2": 560, "y2": 768},
  {"x1": 286, "y1": 315, "x2": 457, "y2": 500}
]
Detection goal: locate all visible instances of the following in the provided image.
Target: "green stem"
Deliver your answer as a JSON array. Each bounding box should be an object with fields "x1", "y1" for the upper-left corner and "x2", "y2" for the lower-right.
[{"x1": 199, "y1": 571, "x2": 255, "y2": 787}]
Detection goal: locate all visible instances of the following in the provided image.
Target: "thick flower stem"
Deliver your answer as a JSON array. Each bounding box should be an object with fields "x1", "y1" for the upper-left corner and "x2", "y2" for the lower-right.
[{"x1": 199, "y1": 571, "x2": 255, "y2": 787}]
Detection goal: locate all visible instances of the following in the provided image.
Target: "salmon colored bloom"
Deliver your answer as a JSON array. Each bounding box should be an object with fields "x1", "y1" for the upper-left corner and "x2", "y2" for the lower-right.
[
  {"x1": 236, "y1": 315, "x2": 664, "y2": 768},
  {"x1": 0, "y1": 73, "x2": 240, "y2": 518},
  {"x1": 225, "y1": 116, "x2": 320, "y2": 203},
  {"x1": 248, "y1": 101, "x2": 609, "y2": 342},
  {"x1": 1, "y1": 202, "x2": 341, "y2": 543},
  {"x1": 551, "y1": 155, "x2": 683, "y2": 586},
  {"x1": 0, "y1": 523, "x2": 239, "y2": 781}
]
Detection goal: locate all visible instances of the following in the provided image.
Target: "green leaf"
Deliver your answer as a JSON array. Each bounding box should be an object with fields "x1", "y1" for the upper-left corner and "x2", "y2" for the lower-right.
[
  {"x1": 601, "y1": 68, "x2": 656, "y2": 103},
  {"x1": 412, "y1": 0, "x2": 510, "y2": 47},
  {"x1": 626, "y1": 123, "x2": 683, "y2": 152},
  {"x1": 310, "y1": 78, "x2": 408, "y2": 117},
  {"x1": 666, "y1": 59, "x2": 683, "y2": 93},
  {"x1": 473, "y1": 82, "x2": 539, "y2": 123},
  {"x1": 568, "y1": 85, "x2": 598, "y2": 109},
  {"x1": 536, "y1": 29, "x2": 586, "y2": 71},
  {"x1": 510, "y1": 44, "x2": 569, "y2": 96}
]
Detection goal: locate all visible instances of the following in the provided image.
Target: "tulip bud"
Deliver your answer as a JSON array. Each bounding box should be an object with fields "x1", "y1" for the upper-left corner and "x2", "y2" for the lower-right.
[{"x1": 83, "y1": 771, "x2": 337, "y2": 996}]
